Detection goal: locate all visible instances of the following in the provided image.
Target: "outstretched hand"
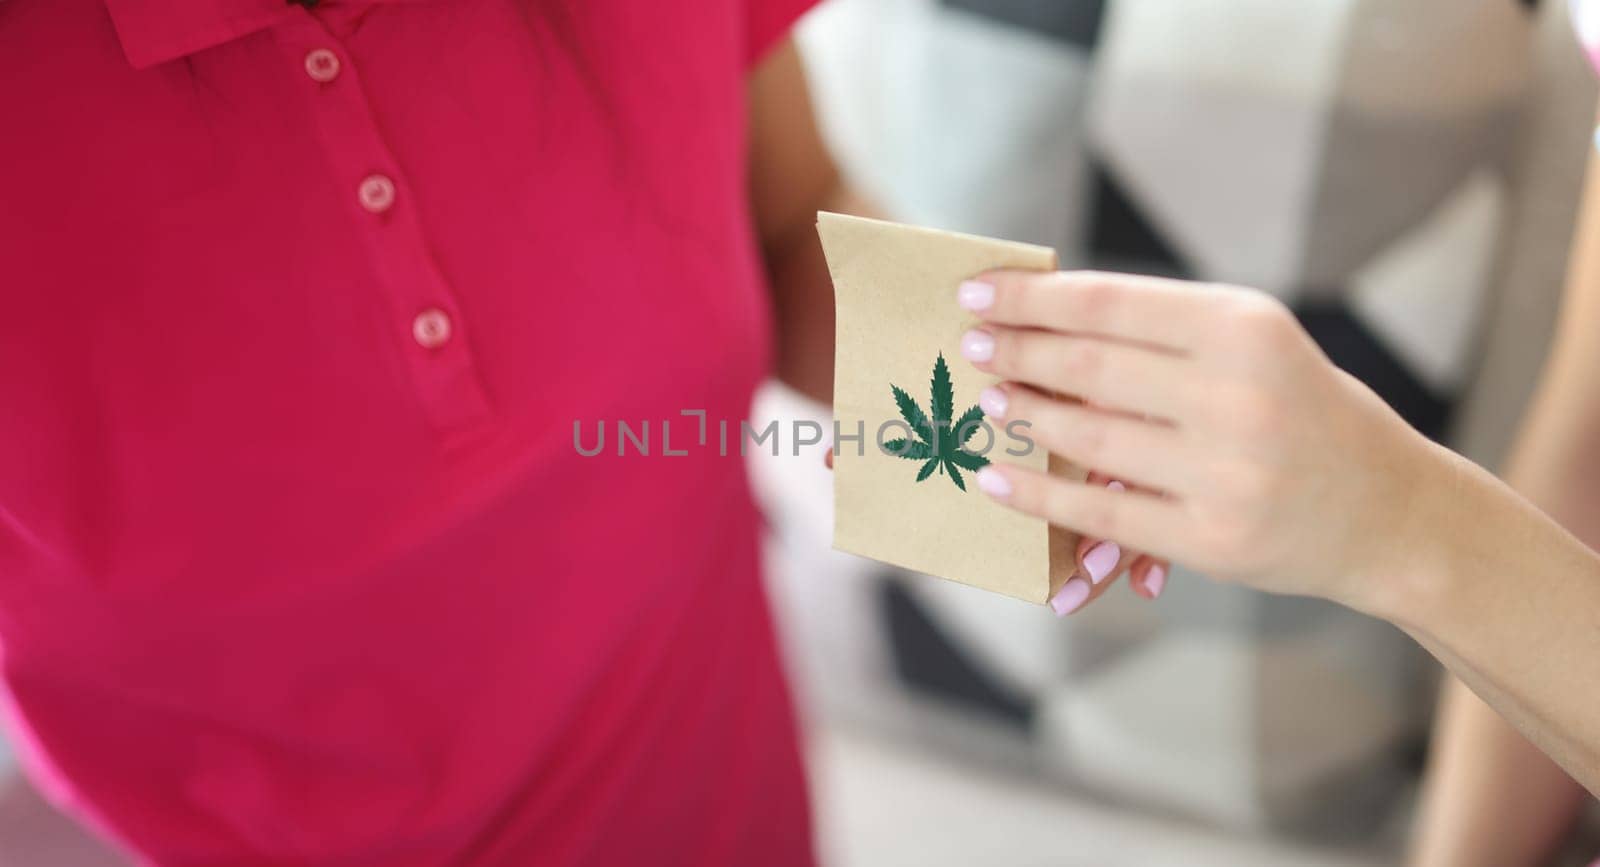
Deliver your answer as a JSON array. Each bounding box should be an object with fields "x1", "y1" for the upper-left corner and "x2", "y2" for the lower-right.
[{"x1": 951, "y1": 270, "x2": 1439, "y2": 617}]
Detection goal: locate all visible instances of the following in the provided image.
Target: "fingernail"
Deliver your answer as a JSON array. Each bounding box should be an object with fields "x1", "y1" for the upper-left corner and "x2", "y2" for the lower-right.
[
  {"x1": 1106, "y1": 480, "x2": 1125, "y2": 493},
  {"x1": 979, "y1": 386, "x2": 1008, "y2": 420},
  {"x1": 1083, "y1": 541, "x2": 1121, "y2": 585},
  {"x1": 958, "y1": 280, "x2": 995, "y2": 311},
  {"x1": 1144, "y1": 563, "x2": 1167, "y2": 599},
  {"x1": 1050, "y1": 578, "x2": 1092, "y2": 617},
  {"x1": 976, "y1": 467, "x2": 1011, "y2": 498},
  {"x1": 961, "y1": 329, "x2": 995, "y2": 363}
]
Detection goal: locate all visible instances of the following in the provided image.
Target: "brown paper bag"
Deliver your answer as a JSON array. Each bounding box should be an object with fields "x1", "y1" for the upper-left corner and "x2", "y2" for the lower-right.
[{"x1": 818, "y1": 212, "x2": 1084, "y2": 606}]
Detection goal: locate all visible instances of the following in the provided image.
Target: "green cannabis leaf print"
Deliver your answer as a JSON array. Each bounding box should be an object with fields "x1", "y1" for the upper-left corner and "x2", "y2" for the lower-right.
[{"x1": 885, "y1": 354, "x2": 991, "y2": 492}]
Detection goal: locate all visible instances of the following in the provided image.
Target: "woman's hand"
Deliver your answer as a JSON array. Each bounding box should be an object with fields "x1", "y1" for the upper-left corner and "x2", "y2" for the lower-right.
[{"x1": 956, "y1": 270, "x2": 1447, "y2": 616}]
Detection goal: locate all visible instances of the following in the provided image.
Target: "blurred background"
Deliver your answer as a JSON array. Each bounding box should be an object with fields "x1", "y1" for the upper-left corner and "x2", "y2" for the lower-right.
[
  {"x1": 4, "y1": 0, "x2": 1599, "y2": 864},
  {"x1": 765, "y1": 0, "x2": 1598, "y2": 864}
]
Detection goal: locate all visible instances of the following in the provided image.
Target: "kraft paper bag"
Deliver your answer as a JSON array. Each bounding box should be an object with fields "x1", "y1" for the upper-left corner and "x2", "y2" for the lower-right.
[{"x1": 818, "y1": 212, "x2": 1084, "y2": 606}]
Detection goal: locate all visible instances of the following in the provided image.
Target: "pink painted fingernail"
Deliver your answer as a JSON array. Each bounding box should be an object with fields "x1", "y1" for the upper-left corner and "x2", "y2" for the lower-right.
[
  {"x1": 1107, "y1": 480, "x2": 1126, "y2": 493},
  {"x1": 979, "y1": 386, "x2": 1008, "y2": 419},
  {"x1": 1050, "y1": 577, "x2": 1092, "y2": 616},
  {"x1": 960, "y1": 329, "x2": 995, "y2": 363},
  {"x1": 1083, "y1": 541, "x2": 1121, "y2": 585},
  {"x1": 976, "y1": 467, "x2": 1011, "y2": 498},
  {"x1": 1144, "y1": 563, "x2": 1167, "y2": 599},
  {"x1": 958, "y1": 280, "x2": 995, "y2": 311}
]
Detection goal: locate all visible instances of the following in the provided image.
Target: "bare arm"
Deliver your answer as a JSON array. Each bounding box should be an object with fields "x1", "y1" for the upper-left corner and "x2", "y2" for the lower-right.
[
  {"x1": 1410, "y1": 681, "x2": 1586, "y2": 867},
  {"x1": 747, "y1": 37, "x2": 872, "y2": 404},
  {"x1": 1410, "y1": 132, "x2": 1600, "y2": 867},
  {"x1": 950, "y1": 200, "x2": 1600, "y2": 804}
]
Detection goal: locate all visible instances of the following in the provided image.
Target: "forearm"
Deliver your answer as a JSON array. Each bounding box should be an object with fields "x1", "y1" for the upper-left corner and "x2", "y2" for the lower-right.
[
  {"x1": 1372, "y1": 443, "x2": 1600, "y2": 798},
  {"x1": 1411, "y1": 122, "x2": 1600, "y2": 865},
  {"x1": 953, "y1": 261, "x2": 1600, "y2": 831},
  {"x1": 747, "y1": 37, "x2": 877, "y2": 405},
  {"x1": 1410, "y1": 408, "x2": 1600, "y2": 866},
  {"x1": 762, "y1": 181, "x2": 869, "y2": 404},
  {"x1": 1411, "y1": 677, "x2": 1586, "y2": 867}
]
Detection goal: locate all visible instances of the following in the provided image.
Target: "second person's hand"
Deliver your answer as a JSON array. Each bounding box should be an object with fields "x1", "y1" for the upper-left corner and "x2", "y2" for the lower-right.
[{"x1": 954, "y1": 270, "x2": 1448, "y2": 618}]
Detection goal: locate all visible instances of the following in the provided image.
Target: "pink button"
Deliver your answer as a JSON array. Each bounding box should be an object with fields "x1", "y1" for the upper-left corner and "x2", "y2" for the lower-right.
[
  {"x1": 358, "y1": 174, "x2": 396, "y2": 214},
  {"x1": 304, "y1": 49, "x2": 340, "y2": 83},
  {"x1": 412, "y1": 309, "x2": 452, "y2": 349}
]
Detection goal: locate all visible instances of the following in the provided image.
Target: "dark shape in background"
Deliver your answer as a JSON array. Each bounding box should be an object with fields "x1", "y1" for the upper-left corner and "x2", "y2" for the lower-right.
[
  {"x1": 881, "y1": 580, "x2": 1034, "y2": 730},
  {"x1": 941, "y1": 0, "x2": 1106, "y2": 50}
]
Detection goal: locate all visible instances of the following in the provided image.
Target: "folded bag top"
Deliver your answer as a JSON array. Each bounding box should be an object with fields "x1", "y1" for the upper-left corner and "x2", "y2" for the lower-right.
[{"x1": 818, "y1": 212, "x2": 1083, "y2": 605}]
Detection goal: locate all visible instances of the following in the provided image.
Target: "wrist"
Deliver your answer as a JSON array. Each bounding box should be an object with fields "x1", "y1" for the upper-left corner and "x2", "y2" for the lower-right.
[{"x1": 1337, "y1": 438, "x2": 1469, "y2": 635}]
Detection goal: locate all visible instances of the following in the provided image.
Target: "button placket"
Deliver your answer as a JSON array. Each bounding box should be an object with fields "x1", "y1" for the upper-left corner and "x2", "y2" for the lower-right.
[{"x1": 276, "y1": 15, "x2": 493, "y2": 437}]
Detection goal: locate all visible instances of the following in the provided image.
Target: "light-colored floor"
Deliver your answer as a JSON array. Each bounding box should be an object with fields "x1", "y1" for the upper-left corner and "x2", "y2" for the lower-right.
[{"x1": 809, "y1": 725, "x2": 1385, "y2": 867}]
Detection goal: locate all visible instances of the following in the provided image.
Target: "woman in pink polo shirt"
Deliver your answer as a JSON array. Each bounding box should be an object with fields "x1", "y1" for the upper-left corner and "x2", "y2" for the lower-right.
[{"x1": 0, "y1": 1, "x2": 842, "y2": 863}]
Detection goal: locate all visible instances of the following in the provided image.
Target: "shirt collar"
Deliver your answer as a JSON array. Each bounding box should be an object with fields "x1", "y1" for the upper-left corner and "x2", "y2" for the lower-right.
[{"x1": 103, "y1": 0, "x2": 296, "y2": 70}]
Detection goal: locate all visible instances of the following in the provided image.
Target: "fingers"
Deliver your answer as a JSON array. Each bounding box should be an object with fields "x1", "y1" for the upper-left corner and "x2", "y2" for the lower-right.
[
  {"x1": 1077, "y1": 532, "x2": 1124, "y2": 586},
  {"x1": 960, "y1": 326, "x2": 1192, "y2": 422},
  {"x1": 1042, "y1": 477, "x2": 1129, "y2": 618},
  {"x1": 1047, "y1": 529, "x2": 1142, "y2": 616},
  {"x1": 1048, "y1": 477, "x2": 1170, "y2": 615},
  {"x1": 1048, "y1": 548, "x2": 1171, "y2": 616},
  {"x1": 983, "y1": 384, "x2": 1199, "y2": 495},
  {"x1": 975, "y1": 463, "x2": 1186, "y2": 562},
  {"x1": 1129, "y1": 555, "x2": 1170, "y2": 600},
  {"x1": 961, "y1": 269, "x2": 1228, "y2": 352},
  {"x1": 1074, "y1": 478, "x2": 1132, "y2": 586},
  {"x1": 1048, "y1": 572, "x2": 1114, "y2": 616}
]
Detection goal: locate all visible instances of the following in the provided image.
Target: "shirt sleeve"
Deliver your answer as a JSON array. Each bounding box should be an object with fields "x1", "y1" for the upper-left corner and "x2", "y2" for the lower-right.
[{"x1": 744, "y1": 0, "x2": 820, "y2": 68}]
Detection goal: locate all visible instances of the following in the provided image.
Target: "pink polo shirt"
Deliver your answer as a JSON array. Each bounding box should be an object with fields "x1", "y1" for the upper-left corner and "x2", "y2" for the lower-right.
[{"x1": 0, "y1": 1, "x2": 815, "y2": 864}]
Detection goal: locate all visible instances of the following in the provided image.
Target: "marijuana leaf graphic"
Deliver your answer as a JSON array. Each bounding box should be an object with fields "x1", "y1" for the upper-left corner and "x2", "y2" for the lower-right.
[{"x1": 885, "y1": 354, "x2": 991, "y2": 491}]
